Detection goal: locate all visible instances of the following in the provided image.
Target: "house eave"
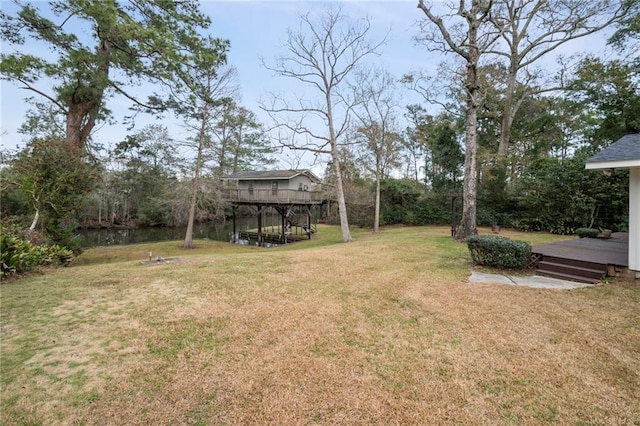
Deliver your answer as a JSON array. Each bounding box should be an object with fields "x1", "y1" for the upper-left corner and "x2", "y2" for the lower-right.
[
  {"x1": 222, "y1": 176, "x2": 293, "y2": 181},
  {"x1": 221, "y1": 169, "x2": 322, "y2": 184},
  {"x1": 585, "y1": 160, "x2": 640, "y2": 170}
]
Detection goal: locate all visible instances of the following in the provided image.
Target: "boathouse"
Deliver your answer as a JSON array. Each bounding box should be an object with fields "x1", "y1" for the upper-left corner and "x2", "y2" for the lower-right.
[{"x1": 221, "y1": 170, "x2": 325, "y2": 245}]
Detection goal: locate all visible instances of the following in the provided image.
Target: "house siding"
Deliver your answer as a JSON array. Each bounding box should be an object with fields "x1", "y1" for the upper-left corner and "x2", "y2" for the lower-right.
[
  {"x1": 289, "y1": 175, "x2": 315, "y2": 191},
  {"x1": 223, "y1": 172, "x2": 323, "y2": 204},
  {"x1": 234, "y1": 175, "x2": 317, "y2": 192}
]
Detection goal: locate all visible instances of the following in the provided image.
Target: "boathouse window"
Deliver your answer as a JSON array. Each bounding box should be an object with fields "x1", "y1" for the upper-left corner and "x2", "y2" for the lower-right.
[
  {"x1": 298, "y1": 182, "x2": 303, "y2": 191},
  {"x1": 248, "y1": 181, "x2": 254, "y2": 195},
  {"x1": 271, "y1": 181, "x2": 278, "y2": 195}
]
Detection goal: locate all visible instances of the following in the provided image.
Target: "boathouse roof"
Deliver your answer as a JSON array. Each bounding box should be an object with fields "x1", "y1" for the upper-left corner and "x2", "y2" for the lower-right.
[{"x1": 224, "y1": 169, "x2": 322, "y2": 183}]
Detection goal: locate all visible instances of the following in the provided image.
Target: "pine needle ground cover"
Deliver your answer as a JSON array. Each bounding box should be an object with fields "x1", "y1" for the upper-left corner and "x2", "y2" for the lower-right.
[{"x1": 1, "y1": 226, "x2": 639, "y2": 424}]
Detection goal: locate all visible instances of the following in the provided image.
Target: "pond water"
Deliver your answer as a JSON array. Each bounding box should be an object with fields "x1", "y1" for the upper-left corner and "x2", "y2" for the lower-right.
[{"x1": 77, "y1": 218, "x2": 255, "y2": 248}]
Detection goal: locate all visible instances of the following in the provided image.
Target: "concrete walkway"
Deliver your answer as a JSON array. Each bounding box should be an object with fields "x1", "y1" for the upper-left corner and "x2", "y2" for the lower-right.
[{"x1": 468, "y1": 271, "x2": 593, "y2": 290}]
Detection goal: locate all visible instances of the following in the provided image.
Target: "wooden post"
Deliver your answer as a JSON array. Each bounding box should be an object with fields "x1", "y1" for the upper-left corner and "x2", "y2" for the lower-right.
[
  {"x1": 281, "y1": 208, "x2": 287, "y2": 242},
  {"x1": 257, "y1": 204, "x2": 263, "y2": 246},
  {"x1": 232, "y1": 206, "x2": 237, "y2": 242}
]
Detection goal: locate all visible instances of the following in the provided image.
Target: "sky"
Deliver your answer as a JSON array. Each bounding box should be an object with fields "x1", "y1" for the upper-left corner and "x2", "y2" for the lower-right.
[{"x1": 0, "y1": 0, "x2": 612, "y2": 171}]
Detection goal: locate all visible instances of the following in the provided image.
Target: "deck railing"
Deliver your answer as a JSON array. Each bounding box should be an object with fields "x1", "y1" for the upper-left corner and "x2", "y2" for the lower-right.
[{"x1": 222, "y1": 188, "x2": 324, "y2": 204}]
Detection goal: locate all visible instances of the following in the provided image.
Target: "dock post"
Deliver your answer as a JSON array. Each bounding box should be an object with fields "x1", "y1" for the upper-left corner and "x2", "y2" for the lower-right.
[
  {"x1": 257, "y1": 204, "x2": 263, "y2": 246},
  {"x1": 232, "y1": 206, "x2": 237, "y2": 242}
]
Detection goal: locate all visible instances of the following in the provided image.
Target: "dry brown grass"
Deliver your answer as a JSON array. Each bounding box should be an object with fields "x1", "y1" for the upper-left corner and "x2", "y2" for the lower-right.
[{"x1": 1, "y1": 226, "x2": 639, "y2": 425}]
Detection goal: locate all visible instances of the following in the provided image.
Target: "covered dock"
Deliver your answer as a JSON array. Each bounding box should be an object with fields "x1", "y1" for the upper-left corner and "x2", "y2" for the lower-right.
[{"x1": 221, "y1": 170, "x2": 326, "y2": 246}]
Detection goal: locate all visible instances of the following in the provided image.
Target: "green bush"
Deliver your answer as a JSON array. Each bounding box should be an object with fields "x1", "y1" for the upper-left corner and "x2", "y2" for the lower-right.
[
  {"x1": 33, "y1": 244, "x2": 74, "y2": 267},
  {"x1": 467, "y1": 235, "x2": 532, "y2": 270},
  {"x1": 46, "y1": 222, "x2": 83, "y2": 255},
  {"x1": 0, "y1": 227, "x2": 74, "y2": 280},
  {"x1": 1, "y1": 235, "x2": 37, "y2": 278},
  {"x1": 575, "y1": 228, "x2": 600, "y2": 238},
  {"x1": 513, "y1": 217, "x2": 544, "y2": 232}
]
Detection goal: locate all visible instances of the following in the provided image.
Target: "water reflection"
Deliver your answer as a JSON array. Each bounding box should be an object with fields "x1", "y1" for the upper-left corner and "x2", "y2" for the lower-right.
[{"x1": 77, "y1": 218, "x2": 254, "y2": 248}]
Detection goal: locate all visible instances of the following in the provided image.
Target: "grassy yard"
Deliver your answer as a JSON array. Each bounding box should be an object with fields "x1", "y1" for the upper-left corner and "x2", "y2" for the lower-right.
[{"x1": 1, "y1": 225, "x2": 639, "y2": 425}]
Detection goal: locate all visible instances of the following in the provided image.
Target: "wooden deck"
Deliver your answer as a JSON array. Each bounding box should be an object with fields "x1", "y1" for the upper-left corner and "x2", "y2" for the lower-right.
[
  {"x1": 532, "y1": 233, "x2": 628, "y2": 283},
  {"x1": 532, "y1": 233, "x2": 628, "y2": 266}
]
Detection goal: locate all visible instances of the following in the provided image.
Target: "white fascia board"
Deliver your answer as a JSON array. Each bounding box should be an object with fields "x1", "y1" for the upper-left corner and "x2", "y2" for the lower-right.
[
  {"x1": 585, "y1": 160, "x2": 640, "y2": 170},
  {"x1": 249, "y1": 177, "x2": 292, "y2": 181}
]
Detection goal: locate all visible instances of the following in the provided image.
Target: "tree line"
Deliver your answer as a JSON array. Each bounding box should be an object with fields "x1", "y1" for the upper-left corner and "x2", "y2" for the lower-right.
[{"x1": 1, "y1": 0, "x2": 638, "y2": 255}]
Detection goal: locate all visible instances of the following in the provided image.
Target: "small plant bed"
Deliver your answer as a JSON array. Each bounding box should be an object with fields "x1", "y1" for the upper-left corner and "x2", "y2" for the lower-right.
[{"x1": 139, "y1": 257, "x2": 182, "y2": 265}]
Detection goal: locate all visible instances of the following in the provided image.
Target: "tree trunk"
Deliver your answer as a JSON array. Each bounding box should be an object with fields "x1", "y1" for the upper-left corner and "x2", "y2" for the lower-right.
[
  {"x1": 373, "y1": 171, "x2": 381, "y2": 233},
  {"x1": 64, "y1": 39, "x2": 110, "y2": 150},
  {"x1": 499, "y1": 56, "x2": 530, "y2": 159},
  {"x1": 331, "y1": 147, "x2": 353, "y2": 242},
  {"x1": 184, "y1": 176, "x2": 199, "y2": 249},
  {"x1": 65, "y1": 102, "x2": 97, "y2": 149},
  {"x1": 455, "y1": 97, "x2": 479, "y2": 240},
  {"x1": 29, "y1": 207, "x2": 39, "y2": 232},
  {"x1": 498, "y1": 68, "x2": 518, "y2": 157},
  {"x1": 232, "y1": 126, "x2": 241, "y2": 173},
  {"x1": 326, "y1": 87, "x2": 352, "y2": 242},
  {"x1": 454, "y1": 9, "x2": 480, "y2": 241},
  {"x1": 184, "y1": 104, "x2": 209, "y2": 249},
  {"x1": 98, "y1": 192, "x2": 102, "y2": 225}
]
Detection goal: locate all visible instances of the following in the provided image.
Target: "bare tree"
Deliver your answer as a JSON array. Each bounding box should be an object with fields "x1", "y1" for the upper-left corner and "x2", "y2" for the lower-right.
[
  {"x1": 262, "y1": 8, "x2": 385, "y2": 242},
  {"x1": 489, "y1": 0, "x2": 633, "y2": 157},
  {"x1": 350, "y1": 68, "x2": 402, "y2": 233},
  {"x1": 416, "y1": 0, "x2": 500, "y2": 240}
]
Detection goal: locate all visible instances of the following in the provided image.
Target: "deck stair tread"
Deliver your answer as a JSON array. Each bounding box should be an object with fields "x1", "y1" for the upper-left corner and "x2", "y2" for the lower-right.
[
  {"x1": 538, "y1": 260, "x2": 605, "y2": 275},
  {"x1": 536, "y1": 258, "x2": 606, "y2": 283},
  {"x1": 538, "y1": 256, "x2": 606, "y2": 270},
  {"x1": 538, "y1": 264, "x2": 604, "y2": 275},
  {"x1": 537, "y1": 261, "x2": 605, "y2": 280},
  {"x1": 536, "y1": 270, "x2": 602, "y2": 284}
]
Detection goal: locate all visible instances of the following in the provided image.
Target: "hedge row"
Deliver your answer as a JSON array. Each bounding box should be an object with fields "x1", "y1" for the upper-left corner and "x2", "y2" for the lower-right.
[{"x1": 466, "y1": 235, "x2": 532, "y2": 270}]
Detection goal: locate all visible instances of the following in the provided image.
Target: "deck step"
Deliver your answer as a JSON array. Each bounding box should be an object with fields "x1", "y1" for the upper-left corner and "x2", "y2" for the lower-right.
[
  {"x1": 537, "y1": 260, "x2": 606, "y2": 280},
  {"x1": 536, "y1": 256, "x2": 606, "y2": 284},
  {"x1": 534, "y1": 255, "x2": 605, "y2": 271},
  {"x1": 536, "y1": 270, "x2": 601, "y2": 284}
]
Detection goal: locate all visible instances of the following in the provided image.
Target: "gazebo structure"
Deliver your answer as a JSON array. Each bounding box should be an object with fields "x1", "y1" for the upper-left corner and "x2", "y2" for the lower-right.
[
  {"x1": 221, "y1": 170, "x2": 325, "y2": 246},
  {"x1": 585, "y1": 134, "x2": 640, "y2": 278}
]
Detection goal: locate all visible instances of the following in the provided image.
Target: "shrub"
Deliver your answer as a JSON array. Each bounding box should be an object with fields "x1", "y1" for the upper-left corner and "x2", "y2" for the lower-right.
[
  {"x1": 467, "y1": 235, "x2": 532, "y2": 270},
  {"x1": 1, "y1": 234, "x2": 37, "y2": 278},
  {"x1": 0, "y1": 225, "x2": 74, "y2": 279},
  {"x1": 575, "y1": 228, "x2": 599, "y2": 238},
  {"x1": 513, "y1": 217, "x2": 544, "y2": 232},
  {"x1": 34, "y1": 244, "x2": 74, "y2": 267},
  {"x1": 46, "y1": 222, "x2": 83, "y2": 255}
]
